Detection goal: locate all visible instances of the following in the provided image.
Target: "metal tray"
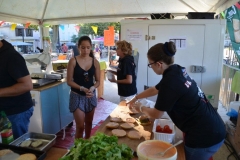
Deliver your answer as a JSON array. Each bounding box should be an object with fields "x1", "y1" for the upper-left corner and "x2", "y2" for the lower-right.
[
  {"x1": 0, "y1": 143, "x2": 46, "y2": 160},
  {"x1": 10, "y1": 132, "x2": 56, "y2": 152}
]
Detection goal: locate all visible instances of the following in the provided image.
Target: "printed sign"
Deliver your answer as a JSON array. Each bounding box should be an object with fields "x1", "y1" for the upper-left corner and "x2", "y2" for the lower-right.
[
  {"x1": 126, "y1": 29, "x2": 142, "y2": 41},
  {"x1": 169, "y1": 38, "x2": 186, "y2": 49}
]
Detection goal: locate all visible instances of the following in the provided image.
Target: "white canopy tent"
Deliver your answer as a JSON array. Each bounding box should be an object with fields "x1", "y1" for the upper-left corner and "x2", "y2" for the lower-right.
[
  {"x1": 0, "y1": 0, "x2": 238, "y2": 25},
  {"x1": 0, "y1": 0, "x2": 238, "y2": 55}
]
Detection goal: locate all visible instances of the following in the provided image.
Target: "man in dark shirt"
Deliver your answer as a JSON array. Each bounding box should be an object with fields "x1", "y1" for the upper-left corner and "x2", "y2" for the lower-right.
[
  {"x1": 72, "y1": 43, "x2": 79, "y2": 57},
  {"x1": 0, "y1": 39, "x2": 33, "y2": 139}
]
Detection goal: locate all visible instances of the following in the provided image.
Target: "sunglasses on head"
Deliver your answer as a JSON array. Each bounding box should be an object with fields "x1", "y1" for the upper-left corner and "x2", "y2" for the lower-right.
[{"x1": 84, "y1": 72, "x2": 89, "y2": 82}]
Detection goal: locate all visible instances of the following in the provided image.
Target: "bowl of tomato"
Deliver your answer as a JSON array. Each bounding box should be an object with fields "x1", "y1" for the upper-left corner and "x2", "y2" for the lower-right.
[{"x1": 152, "y1": 119, "x2": 175, "y2": 143}]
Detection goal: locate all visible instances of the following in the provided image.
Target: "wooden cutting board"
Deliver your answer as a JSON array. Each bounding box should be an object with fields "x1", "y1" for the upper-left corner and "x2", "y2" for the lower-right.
[
  {"x1": 95, "y1": 101, "x2": 154, "y2": 152},
  {"x1": 95, "y1": 101, "x2": 186, "y2": 160},
  {"x1": 45, "y1": 147, "x2": 68, "y2": 160}
]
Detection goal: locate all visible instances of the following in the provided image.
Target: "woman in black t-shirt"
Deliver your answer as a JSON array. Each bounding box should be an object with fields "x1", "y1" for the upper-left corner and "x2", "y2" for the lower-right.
[
  {"x1": 127, "y1": 41, "x2": 226, "y2": 160},
  {"x1": 108, "y1": 40, "x2": 137, "y2": 102},
  {"x1": 67, "y1": 36, "x2": 100, "y2": 139}
]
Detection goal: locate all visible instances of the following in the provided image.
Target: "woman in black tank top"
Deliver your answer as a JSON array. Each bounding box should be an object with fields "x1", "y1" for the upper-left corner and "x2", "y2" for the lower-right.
[{"x1": 67, "y1": 36, "x2": 100, "y2": 139}]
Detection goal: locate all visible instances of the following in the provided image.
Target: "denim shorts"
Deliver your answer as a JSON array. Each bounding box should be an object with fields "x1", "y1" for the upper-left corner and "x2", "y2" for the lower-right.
[
  {"x1": 69, "y1": 91, "x2": 97, "y2": 113},
  {"x1": 7, "y1": 107, "x2": 34, "y2": 140},
  {"x1": 184, "y1": 139, "x2": 224, "y2": 160}
]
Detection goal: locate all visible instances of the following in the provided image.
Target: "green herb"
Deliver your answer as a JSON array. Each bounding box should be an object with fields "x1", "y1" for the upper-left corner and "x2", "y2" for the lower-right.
[{"x1": 60, "y1": 132, "x2": 133, "y2": 160}]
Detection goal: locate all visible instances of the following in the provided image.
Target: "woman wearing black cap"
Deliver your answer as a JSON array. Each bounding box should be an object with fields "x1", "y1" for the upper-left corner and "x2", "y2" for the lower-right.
[{"x1": 127, "y1": 41, "x2": 226, "y2": 160}]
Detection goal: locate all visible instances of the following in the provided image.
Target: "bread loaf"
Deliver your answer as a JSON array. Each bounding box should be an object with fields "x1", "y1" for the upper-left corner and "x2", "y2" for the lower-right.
[
  {"x1": 20, "y1": 140, "x2": 32, "y2": 147},
  {"x1": 125, "y1": 117, "x2": 136, "y2": 123},
  {"x1": 106, "y1": 122, "x2": 119, "y2": 129},
  {"x1": 127, "y1": 131, "x2": 142, "y2": 139},
  {"x1": 120, "y1": 123, "x2": 134, "y2": 129},
  {"x1": 17, "y1": 153, "x2": 37, "y2": 160},
  {"x1": 0, "y1": 149, "x2": 13, "y2": 157},
  {"x1": 111, "y1": 129, "x2": 126, "y2": 137},
  {"x1": 31, "y1": 140, "x2": 43, "y2": 148},
  {"x1": 110, "y1": 117, "x2": 122, "y2": 122}
]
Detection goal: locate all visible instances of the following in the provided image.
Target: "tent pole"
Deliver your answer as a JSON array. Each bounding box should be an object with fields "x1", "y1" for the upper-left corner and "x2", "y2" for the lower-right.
[
  {"x1": 39, "y1": 25, "x2": 43, "y2": 50},
  {"x1": 41, "y1": 0, "x2": 50, "y2": 22}
]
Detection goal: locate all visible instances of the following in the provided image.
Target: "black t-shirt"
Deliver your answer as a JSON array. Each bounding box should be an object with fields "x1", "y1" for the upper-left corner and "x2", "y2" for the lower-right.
[
  {"x1": 71, "y1": 57, "x2": 95, "y2": 95},
  {"x1": 0, "y1": 40, "x2": 33, "y2": 115},
  {"x1": 117, "y1": 55, "x2": 137, "y2": 97},
  {"x1": 155, "y1": 64, "x2": 226, "y2": 148}
]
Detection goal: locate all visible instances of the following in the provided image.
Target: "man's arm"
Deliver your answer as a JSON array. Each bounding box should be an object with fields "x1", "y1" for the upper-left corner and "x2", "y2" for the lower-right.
[{"x1": 0, "y1": 75, "x2": 33, "y2": 97}]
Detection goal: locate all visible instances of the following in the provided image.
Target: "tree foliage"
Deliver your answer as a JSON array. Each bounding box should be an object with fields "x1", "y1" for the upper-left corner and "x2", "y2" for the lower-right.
[
  {"x1": 28, "y1": 24, "x2": 39, "y2": 31},
  {"x1": 24, "y1": 22, "x2": 121, "y2": 43},
  {"x1": 72, "y1": 22, "x2": 120, "y2": 42},
  {"x1": 71, "y1": 35, "x2": 79, "y2": 43},
  {"x1": 23, "y1": 24, "x2": 53, "y2": 31}
]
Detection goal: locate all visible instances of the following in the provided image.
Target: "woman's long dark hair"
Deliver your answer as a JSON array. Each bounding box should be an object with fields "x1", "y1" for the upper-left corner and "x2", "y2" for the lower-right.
[
  {"x1": 147, "y1": 41, "x2": 176, "y2": 65},
  {"x1": 77, "y1": 36, "x2": 94, "y2": 58}
]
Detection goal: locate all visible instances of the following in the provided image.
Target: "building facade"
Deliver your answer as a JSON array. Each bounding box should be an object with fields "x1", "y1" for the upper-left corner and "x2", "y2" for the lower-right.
[{"x1": 0, "y1": 22, "x2": 41, "y2": 53}]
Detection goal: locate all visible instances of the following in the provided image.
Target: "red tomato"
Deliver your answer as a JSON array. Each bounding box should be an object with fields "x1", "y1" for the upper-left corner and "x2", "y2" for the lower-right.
[
  {"x1": 163, "y1": 125, "x2": 170, "y2": 130},
  {"x1": 156, "y1": 125, "x2": 162, "y2": 132},
  {"x1": 163, "y1": 125, "x2": 171, "y2": 133},
  {"x1": 165, "y1": 128, "x2": 173, "y2": 134}
]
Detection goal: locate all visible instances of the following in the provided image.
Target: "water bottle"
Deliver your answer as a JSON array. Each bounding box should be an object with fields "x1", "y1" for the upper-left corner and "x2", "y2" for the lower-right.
[{"x1": 0, "y1": 111, "x2": 14, "y2": 144}]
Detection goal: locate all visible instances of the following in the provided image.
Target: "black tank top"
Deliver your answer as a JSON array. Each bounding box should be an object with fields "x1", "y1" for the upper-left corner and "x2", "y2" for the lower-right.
[{"x1": 71, "y1": 57, "x2": 95, "y2": 95}]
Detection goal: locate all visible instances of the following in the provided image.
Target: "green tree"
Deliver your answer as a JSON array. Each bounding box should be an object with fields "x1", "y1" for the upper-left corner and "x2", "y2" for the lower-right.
[
  {"x1": 27, "y1": 24, "x2": 39, "y2": 31},
  {"x1": 26, "y1": 24, "x2": 53, "y2": 31},
  {"x1": 71, "y1": 35, "x2": 79, "y2": 43},
  {"x1": 78, "y1": 22, "x2": 120, "y2": 38}
]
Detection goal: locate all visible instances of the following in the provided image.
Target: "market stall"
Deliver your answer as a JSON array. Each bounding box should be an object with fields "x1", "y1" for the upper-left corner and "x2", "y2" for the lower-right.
[
  {"x1": 95, "y1": 101, "x2": 186, "y2": 160},
  {"x1": 1, "y1": 1, "x2": 239, "y2": 159},
  {"x1": 29, "y1": 79, "x2": 73, "y2": 134},
  {"x1": 48, "y1": 101, "x2": 185, "y2": 160}
]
